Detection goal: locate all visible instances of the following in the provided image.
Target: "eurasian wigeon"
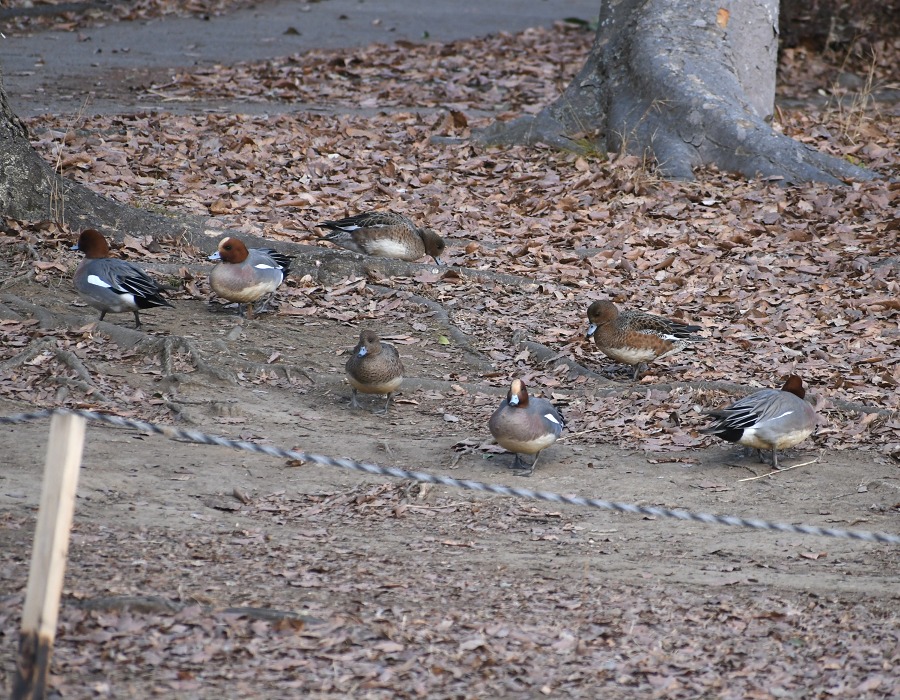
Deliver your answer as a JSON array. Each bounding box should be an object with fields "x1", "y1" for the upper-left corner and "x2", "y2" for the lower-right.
[
  {"x1": 488, "y1": 378, "x2": 566, "y2": 476},
  {"x1": 345, "y1": 330, "x2": 404, "y2": 414},
  {"x1": 208, "y1": 236, "x2": 292, "y2": 318},
  {"x1": 319, "y1": 211, "x2": 446, "y2": 265},
  {"x1": 586, "y1": 300, "x2": 705, "y2": 379},
  {"x1": 700, "y1": 375, "x2": 818, "y2": 469},
  {"x1": 72, "y1": 228, "x2": 173, "y2": 329}
]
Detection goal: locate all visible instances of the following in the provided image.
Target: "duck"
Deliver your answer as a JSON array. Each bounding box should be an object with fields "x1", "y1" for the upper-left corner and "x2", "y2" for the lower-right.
[
  {"x1": 72, "y1": 228, "x2": 173, "y2": 329},
  {"x1": 586, "y1": 300, "x2": 704, "y2": 379},
  {"x1": 345, "y1": 330, "x2": 404, "y2": 414},
  {"x1": 700, "y1": 375, "x2": 817, "y2": 469},
  {"x1": 208, "y1": 236, "x2": 292, "y2": 318},
  {"x1": 488, "y1": 378, "x2": 566, "y2": 476},
  {"x1": 319, "y1": 211, "x2": 446, "y2": 265}
]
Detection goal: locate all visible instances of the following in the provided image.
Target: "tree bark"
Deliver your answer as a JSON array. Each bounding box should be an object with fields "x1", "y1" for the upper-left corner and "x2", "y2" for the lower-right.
[
  {"x1": 0, "y1": 69, "x2": 204, "y2": 243},
  {"x1": 474, "y1": 0, "x2": 876, "y2": 184}
]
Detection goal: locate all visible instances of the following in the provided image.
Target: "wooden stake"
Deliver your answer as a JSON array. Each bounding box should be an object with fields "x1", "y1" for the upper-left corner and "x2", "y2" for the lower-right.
[{"x1": 13, "y1": 412, "x2": 86, "y2": 700}]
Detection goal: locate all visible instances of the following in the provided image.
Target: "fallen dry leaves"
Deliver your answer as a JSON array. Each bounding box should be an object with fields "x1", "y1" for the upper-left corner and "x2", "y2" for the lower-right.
[
  {"x1": 2, "y1": 486, "x2": 900, "y2": 698},
  {"x1": 15, "y1": 24, "x2": 898, "y2": 462},
  {"x1": 2, "y1": 14, "x2": 900, "y2": 700},
  {"x1": 1, "y1": 0, "x2": 261, "y2": 36}
]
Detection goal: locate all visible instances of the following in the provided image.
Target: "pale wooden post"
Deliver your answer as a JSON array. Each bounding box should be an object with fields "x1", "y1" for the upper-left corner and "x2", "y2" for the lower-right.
[{"x1": 12, "y1": 412, "x2": 86, "y2": 700}]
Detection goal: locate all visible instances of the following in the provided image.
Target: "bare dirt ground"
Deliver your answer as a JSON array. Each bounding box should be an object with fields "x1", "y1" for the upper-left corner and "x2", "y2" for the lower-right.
[
  {"x1": 2, "y1": 1, "x2": 900, "y2": 698},
  {"x1": 1, "y1": 281, "x2": 898, "y2": 699},
  {"x1": 1, "y1": 280, "x2": 899, "y2": 698}
]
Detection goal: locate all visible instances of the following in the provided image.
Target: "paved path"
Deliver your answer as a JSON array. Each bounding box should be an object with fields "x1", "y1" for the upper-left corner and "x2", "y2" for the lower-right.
[{"x1": 1, "y1": 0, "x2": 598, "y2": 116}]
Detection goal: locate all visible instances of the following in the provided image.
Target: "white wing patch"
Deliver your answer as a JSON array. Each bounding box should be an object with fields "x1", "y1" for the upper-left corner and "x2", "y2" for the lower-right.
[
  {"x1": 87, "y1": 274, "x2": 112, "y2": 289},
  {"x1": 544, "y1": 413, "x2": 561, "y2": 425},
  {"x1": 253, "y1": 263, "x2": 276, "y2": 270}
]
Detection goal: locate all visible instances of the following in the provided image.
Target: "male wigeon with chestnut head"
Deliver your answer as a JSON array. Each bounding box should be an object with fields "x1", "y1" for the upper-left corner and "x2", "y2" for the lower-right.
[
  {"x1": 208, "y1": 236, "x2": 293, "y2": 318},
  {"x1": 586, "y1": 300, "x2": 705, "y2": 379},
  {"x1": 701, "y1": 375, "x2": 817, "y2": 469},
  {"x1": 72, "y1": 228, "x2": 173, "y2": 329},
  {"x1": 320, "y1": 211, "x2": 446, "y2": 265},
  {"x1": 489, "y1": 378, "x2": 566, "y2": 477}
]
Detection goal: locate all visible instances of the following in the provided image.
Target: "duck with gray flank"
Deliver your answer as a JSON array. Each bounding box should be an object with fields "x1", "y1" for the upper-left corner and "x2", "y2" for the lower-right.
[
  {"x1": 345, "y1": 330, "x2": 404, "y2": 414},
  {"x1": 489, "y1": 378, "x2": 566, "y2": 477},
  {"x1": 319, "y1": 211, "x2": 446, "y2": 265},
  {"x1": 72, "y1": 228, "x2": 173, "y2": 329},
  {"x1": 700, "y1": 375, "x2": 817, "y2": 469},
  {"x1": 586, "y1": 300, "x2": 705, "y2": 379},
  {"x1": 208, "y1": 236, "x2": 292, "y2": 318}
]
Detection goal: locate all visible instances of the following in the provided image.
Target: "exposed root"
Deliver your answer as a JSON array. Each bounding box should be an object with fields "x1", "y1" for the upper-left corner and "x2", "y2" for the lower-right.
[
  {"x1": 52, "y1": 377, "x2": 112, "y2": 403},
  {"x1": 50, "y1": 344, "x2": 96, "y2": 385},
  {"x1": 149, "y1": 252, "x2": 535, "y2": 288},
  {"x1": 231, "y1": 358, "x2": 313, "y2": 384},
  {"x1": 140, "y1": 333, "x2": 313, "y2": 385},
  {"x1": 826, "y1": 397, "x2": 894, "y2": 418},
  {"x1": 307, "y1": 369, "x2": 507, "y2": 398},
  {"x1": 372, "y1": 285, "x2": 495, "y2": 371},
  {"x1": 472, "y1": 113, "x2": 588, "y2": 153},
  {"x1": 2, "y1": 291, "x2": 293, "y2": 388},
  {"x1": 70, "y1": 595, "x2": 320, "y2": 624},
  {"x1": 0, "y1": 337, "x2": 113, "y2": 403},
  {"x1": 138, "y1": 335, "x2": 235, "y2": 383},
  {"x1": 468, "y1": 0, "x2": 877, "y2": 185},
  {"x1": 0, "y1": 269, "x2": 35, "y2": 291},
  {"x1": 1, "y1": 292, "x2": 62, "y2": 327},
  {"x1": 515, "y1": 338, "x2": 618, "y2": 386}
]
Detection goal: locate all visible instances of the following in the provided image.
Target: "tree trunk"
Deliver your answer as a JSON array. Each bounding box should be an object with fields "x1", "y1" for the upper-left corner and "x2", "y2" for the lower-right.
[
  {"x1": 0, "y1": 69, "x2": 202, "y2": 243},
  {"x1": 474, "y1": 0, "x2": 876, "y2": 184}
]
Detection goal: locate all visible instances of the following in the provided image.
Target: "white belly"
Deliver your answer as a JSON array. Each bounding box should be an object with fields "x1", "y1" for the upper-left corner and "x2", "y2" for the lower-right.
[
  {"x1": 740, "y1": 426, "x2": 814, "y2": 450},
  {"x1": 602, "y1": 346, "x2": 658, "y2": 364},
  {"x1": 366, "y1": 240, "x2": 417, "y2": 260}
]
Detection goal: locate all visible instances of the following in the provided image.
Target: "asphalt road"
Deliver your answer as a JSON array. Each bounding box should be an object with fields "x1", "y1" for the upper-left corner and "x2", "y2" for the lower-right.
[{"x1": 1, "y1": 0, "x2": 598, "y2": 116}]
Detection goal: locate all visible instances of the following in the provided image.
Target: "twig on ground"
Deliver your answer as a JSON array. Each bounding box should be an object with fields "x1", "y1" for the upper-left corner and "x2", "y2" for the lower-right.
[{"x1": 737, "y1": 459, "x2": 819, "y2": 482}]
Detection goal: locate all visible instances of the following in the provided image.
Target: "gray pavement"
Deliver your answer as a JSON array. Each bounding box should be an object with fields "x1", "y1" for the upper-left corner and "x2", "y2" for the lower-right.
[{"x1": 1, "y1": 0, "x2": 598, "y2": 116}]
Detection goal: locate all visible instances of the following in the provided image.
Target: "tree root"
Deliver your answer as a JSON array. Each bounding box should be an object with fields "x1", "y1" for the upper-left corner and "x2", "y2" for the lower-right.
[
  {"x1": 508, "y1": 342, "x2": 890, "y2": 421},
  {"x1": 1, "y1": 292, "x2": 309, "y2": 391},
  {"x1": 309, "y1": 370, "x2": 507, "y2": 398},
  {"x1": 0, "y1": 336, "x2": 114, "y2": 403},
  {"x1": 138, "y1": 335, "x2": 235, "y2": 383},
  {"x1": 69, "y1": 594, "x2": 321, "y2": 624},
  {"x1": 371, "y1": 285, "x2": 495, "y2": 371},
  {"x1": 1, "y1": 293, "x2": 62, "y2": 327},
  {"x1": 143, "y1": 243, "x2": 536, "y2": 289},
  {"x1": 471, "y1": 112, "x2": 590, "y2": 153},
  {"x1": 469, "y1": 0, "x2": 878, "y2": 185},
  {"x1": 229, "y1": 357, "x2": 313, "y2": 384},
  {"x1": 0, "y1": 269, "x2": 35, "y2": 292},
  {"x1": 627, "y1": 379, "x2": 892, "y2": 419},
  {"x1": 824, "y1": 397, "x2": 894, "y2": 418},
  {"x1": 514, "y1": 338, "x2": 618, "y2": 385}
]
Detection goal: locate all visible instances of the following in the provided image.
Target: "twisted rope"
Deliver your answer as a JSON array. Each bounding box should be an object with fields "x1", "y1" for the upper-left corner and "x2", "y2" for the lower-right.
[{"x1": 4, "y1": 408, "x2": 898, "y2": 545}]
